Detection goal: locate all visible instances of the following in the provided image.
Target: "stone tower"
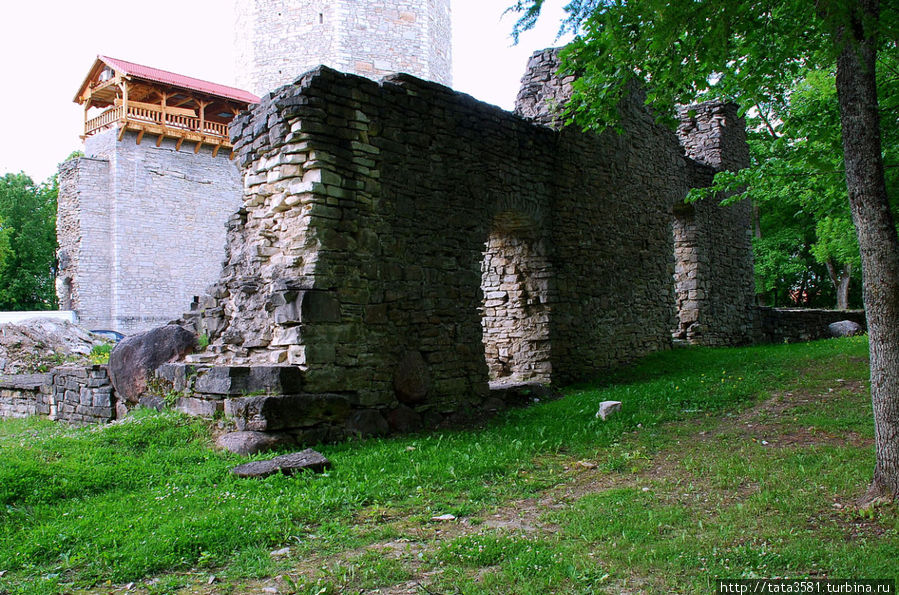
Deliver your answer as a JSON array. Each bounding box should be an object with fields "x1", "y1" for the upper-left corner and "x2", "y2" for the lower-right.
[{"x1": 234, "y1": 0, "x2": 452, "y2": 98}]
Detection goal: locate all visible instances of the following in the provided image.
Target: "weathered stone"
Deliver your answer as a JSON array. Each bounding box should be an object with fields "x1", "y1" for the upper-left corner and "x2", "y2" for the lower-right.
[
  {"x1": 393, "y1": 351, "x2": 431, "y2": 405},
  {"x1": 216, "y1": 431, "x2": 295, "y2": 455},
  {"x1": 193, "y1": 366, "x2": 304, "y2": 396},
  {"x1": 386, "y1": 405, "x2": 422, "y2": 433},
  {"x1": 108, "y1": 325, "x2": 196, "y2": 403},
  {"x1": 829, "y1": 320, "x2": 864, "y2": 338},
  {"x1": 177, "y1": 397, "x2": 222, "y2": 417},
  {"x1": 230, "y1": 449, "x2": 332, "y2": 478},
  {"x1": 138, "y1": 395, "x2": 165, "y2": 411},
  {"x1": 346, "y1": 410, "x2": 390, "y2": 437},
  {"x1": 225, "y1": 393, "x2": 352, "y2": 431},
  {"x1": 596, "y1": 401, "x2": 622, "y2": 421}
]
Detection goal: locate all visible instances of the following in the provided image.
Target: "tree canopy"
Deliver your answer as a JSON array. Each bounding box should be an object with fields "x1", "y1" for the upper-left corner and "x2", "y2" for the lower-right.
[{"x1": 0, "y1": 173, "x2": 58, "y2": 310}]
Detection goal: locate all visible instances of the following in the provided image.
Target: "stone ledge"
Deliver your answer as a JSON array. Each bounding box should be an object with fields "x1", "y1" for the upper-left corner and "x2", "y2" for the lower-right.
[{"x1": 0, "y1": 373, "x2": 52, "y2": 391}]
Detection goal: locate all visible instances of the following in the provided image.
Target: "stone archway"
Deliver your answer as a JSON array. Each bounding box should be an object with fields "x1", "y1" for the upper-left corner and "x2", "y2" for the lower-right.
[{"x1": 480, "y1": 211, "x2": 552, "y2": 386}]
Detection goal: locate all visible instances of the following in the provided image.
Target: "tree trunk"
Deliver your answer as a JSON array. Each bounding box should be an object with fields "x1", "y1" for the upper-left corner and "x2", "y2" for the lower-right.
[
  {"x1": 825, "y1": 259, "x2": 853, "y2": 310},
  {"x1": 835, "y1": 0, "x2": 899, "y2": 503}
]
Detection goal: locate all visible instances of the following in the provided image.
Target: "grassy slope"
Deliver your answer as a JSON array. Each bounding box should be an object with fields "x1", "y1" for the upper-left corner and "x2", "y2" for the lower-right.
[{"x1": 0, "y1": 337, "x2": 896, "y2": 594}]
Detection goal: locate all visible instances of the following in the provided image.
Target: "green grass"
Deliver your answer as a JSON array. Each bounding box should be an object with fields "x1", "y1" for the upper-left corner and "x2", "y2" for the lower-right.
[{"x1": 0, "y1": 336, "x2": 896, "y2": 594}]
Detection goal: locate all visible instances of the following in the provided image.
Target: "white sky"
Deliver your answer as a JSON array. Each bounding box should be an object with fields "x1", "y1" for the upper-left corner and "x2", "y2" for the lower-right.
[{"x1": 0, "y1": 1, "x2": 571, "y2": 183}]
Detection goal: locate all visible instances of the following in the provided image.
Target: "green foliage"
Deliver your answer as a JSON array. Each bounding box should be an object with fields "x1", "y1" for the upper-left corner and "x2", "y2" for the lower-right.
[
  {"x1": 197, "y1": 333, "x2": 210, "y2": 350},
  {"x1": 88, "y1": 343, "x2": 113, "y2": 365},
  {"x1": 0, "y1": 172, "x2": 58, "y2": 310}
]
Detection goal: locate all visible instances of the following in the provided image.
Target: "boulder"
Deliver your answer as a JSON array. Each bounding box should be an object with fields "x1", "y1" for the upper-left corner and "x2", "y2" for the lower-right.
[
  {"x1": 216, "y1": 431, "x2": 295, "y2": 455},
  {"x1": 347, "y1": 409, "x2": 390, "y2": 437},
  {"x1": 829, "y1": 320, "x2": 864, "y2": 338},
  {"x1": 230, "y1": 449, "x2": 331, "y2": 478},
  {"x1": 108, "y1": 325, "x2": 197, "y2": 403},
  {"x1": 596, "y1": 400, "x2": 622, "y2": 421},
  {"x1": 386, "y1": 405, "x2": 422, "y2": 433},
  {"x1": 393, "y1": 351, "x2": 430, "y2": 404}
]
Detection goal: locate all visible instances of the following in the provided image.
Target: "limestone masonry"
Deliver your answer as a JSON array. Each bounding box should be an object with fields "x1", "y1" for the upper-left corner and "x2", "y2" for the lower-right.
[
  {"x1": 234, "y1": 0, "x2": 452, "y2": 98},
  {"x1": 59, "y1": 1, "x2": 453, "y2": 335},
  {"x1": 58, "y1": 130, "x2": 241, "y2": 333},
  {"x1": 169, "y1": 48, "x2": 754, "y2": 439}
]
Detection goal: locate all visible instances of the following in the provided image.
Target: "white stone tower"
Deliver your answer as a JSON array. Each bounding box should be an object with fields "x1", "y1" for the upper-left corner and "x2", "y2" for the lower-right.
[{"x1": 234, "y1": 0, "x2": 452, "y2": 98}]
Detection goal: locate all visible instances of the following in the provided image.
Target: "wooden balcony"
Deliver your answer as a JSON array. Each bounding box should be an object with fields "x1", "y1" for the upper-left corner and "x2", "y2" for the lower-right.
[{"x1": 84, "y1": 102, "x2": 233, "y2": 155}]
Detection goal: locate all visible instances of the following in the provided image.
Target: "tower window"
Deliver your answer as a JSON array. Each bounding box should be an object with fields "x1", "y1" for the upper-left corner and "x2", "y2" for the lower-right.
[{"x1": 319, "y1": 13, "x2": 324, "y2": 24}]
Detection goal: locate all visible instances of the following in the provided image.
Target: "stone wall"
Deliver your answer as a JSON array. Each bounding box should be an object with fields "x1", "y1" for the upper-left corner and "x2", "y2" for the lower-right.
[
  {"x1": 234, "y1": 0, "x2": 452, "y2": 98},
  {"x1": 180, "y1": 54, "x2": 751, "y2": 433},
  {"x1": 49, "y1": 366, "x2": 116, "y2": 425},
  {"x1": 0, "y1": 367, "x2": 115, "y2": 425},
  {"x1": 757, "y1": 308, "x2": 867, "y2": 344},
  {"x1": 514, "y1": 48, "x2": 756, "y2": 348},
  {"x1": 57, "y1": 129, "x2": 242, "y2": 334},
  {"x1": 673, "y1": 103, "x2": 755, "y2": 345},
  {"x1": 57, "y1": 156, "x2": 112, "y2": 327},
  {"x1": 0, "y1": 374, "x2": 52, "y2": 419}
]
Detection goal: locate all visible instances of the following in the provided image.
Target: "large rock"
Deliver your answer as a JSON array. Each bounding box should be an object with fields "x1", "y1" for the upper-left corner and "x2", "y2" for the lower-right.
[
  {"x1": 230, "y1": 449, "x2": 331, "y2": 478},
  {"x1": 829, "y1": 320, "x2": 864, "y2": 338},
  {"x1": 108, "y1": 325, "x2": 197, "y2": 403},
  {"x1": 393, "y1": 351, "x2": 430, "y2": 404}
]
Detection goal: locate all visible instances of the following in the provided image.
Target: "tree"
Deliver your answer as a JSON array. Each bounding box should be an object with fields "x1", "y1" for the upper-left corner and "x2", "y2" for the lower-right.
[
  {"x1": 0, "y1": 173, "x2": 58, "y2": 310},
  {"x1": 510, "y1": 0, "x2": 899, "y2": 502}
]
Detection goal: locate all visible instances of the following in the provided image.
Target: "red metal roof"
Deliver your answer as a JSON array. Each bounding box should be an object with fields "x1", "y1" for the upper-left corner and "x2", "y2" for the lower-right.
[{"x1": 98, "y1": 55, "x2": 259, "y2": 104}]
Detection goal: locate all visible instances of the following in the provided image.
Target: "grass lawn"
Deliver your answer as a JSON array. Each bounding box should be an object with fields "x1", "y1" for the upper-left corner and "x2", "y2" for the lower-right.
[{"x1": 1, "y1": 336, "x2": 896, "y2": 594}]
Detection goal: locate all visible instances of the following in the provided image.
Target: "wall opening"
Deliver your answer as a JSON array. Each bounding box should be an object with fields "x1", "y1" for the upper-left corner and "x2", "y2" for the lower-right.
[
  {"x1": 672, "y1": 202, "x2": 702, "y2": 342},
  {"x1": 480, "y1": 212, "x2": 552, "y2": 386}
]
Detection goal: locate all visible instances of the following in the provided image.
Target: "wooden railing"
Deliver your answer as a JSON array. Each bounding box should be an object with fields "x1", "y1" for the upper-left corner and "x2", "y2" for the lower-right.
[
  {"x1": 84, "y1": 106, "x2": 123, "y2": 136},
  {"x1": 84, "y1": 104, "x2": 231, "y2": 143}
]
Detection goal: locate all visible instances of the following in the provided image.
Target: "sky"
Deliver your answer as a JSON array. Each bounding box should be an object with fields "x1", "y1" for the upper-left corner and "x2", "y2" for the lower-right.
[{"x1": 0, "y1": 0, "x2": 572, "y2": 183}]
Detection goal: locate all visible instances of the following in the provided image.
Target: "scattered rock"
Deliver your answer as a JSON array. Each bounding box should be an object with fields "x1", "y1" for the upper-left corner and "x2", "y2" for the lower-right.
[
  {"x1": 107, "y1": 325, "x2": 197, "y2": 403},
  {"x1": 0, "y1": 318, "x2": 109, "y2": 374},
  {"x1": 596, "y1": 400, "x2": 622, "y2": 420},
  {"x1": 230, "y1": 449, "x2": 331, "y2": 478},
  {"x1": 829, "y1": 320, "x2": 864, "y2": 338},
  {"x1": 576, "y1": 460, "x2": 598, "y2": 469},
  {"x1": 216, "y1": 431, "x2": 295, "y2": 455},
  {"x1": 269, "y1": 547, "x2": 291, "y2": 558},
  {"x1": 430, "y1": 514, "x2": 456, "y2": 522}
]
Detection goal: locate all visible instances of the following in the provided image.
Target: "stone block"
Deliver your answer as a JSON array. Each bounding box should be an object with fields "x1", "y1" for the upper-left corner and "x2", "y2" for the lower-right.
[
  {"x1": 177, "y1": 397, "x2": 222, "y2": 418},
  {"x1": 193, "y1": 366, "x2": 305, "y2": 396},
  {"x1": 225, "y1": 393, "x2": 352, "y2": 431}
]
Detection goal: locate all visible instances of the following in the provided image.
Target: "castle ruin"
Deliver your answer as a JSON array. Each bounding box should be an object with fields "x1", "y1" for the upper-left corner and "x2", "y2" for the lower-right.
[
  {"x1": 166, "y1": 48, "x2": 755, "y2": 439},
  {"x1": 52, "y1": 4, "x2": 764, "y2": 440}
]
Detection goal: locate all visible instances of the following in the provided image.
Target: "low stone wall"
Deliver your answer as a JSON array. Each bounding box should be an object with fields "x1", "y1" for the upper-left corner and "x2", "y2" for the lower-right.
[
  {"x1": 0, "y1": 374, "x2": 52, "y2": 419},
  {"x1": 756, "y1": 308, "x2": 866, "y2": 344},
  {"x1": 50, "y1": 366, "x2": 116, "y2": 425},
  {"x1": 154, "y1": 363, "x2": 547, "y2": 443},
  {"x1": 0, "y1": 366, "x2": 116, "y2": 426}
]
